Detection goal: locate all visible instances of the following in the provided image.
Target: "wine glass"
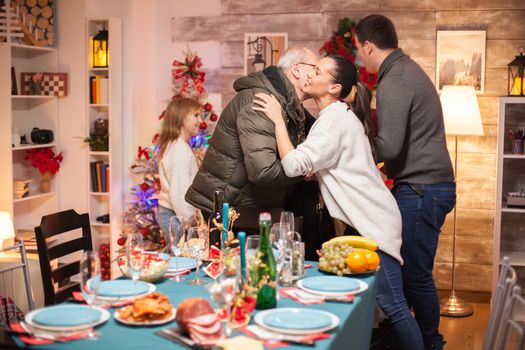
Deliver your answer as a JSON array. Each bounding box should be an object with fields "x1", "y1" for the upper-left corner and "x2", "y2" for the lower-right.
[
  {"x1": 169, "y1": 215, "x2": 186, "y2": 282},
  {"x1": 206, "y1": 275, "x2": 238, "y2": 336},
  {"x1": 186, "y1": 226, "x2": 208, "y2": 285},
  {"x1": 80, "y1": 250, "x2": 101, "y2": 340},
  {"x1": 245, "y1": 235, "x2": 260, "y2": 273},
  {"x1": 280, "y1": 211, "x2": 294, "y2": 234},
  {"x1": 126, "y1": 232, "x2": 144, "y2": 286}
]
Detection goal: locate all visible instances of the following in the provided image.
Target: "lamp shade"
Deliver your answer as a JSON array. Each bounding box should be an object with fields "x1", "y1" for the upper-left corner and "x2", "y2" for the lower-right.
[
  {"x1": 0, "y1": 211, "x2": 15, "y2": 249},
  {"x1": 440, "y1": 85, "x2": 484, "y2": 136}
]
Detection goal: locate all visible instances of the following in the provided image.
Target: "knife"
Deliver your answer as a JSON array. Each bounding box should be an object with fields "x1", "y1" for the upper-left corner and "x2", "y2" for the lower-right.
[{"x1": 156, "y1": 327, "x2": 222, "y2": 350}]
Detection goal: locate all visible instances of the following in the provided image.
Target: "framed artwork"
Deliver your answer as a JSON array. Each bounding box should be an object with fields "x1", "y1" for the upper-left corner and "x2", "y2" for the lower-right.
[
  {"x1": 21, "y1": 72, "x2": 68, "y2": 97},
  {"x1": 436, "y1": 30, "x2": 486, "y2": 93},
  {"x1": 244, "y1": 33, "x2": 288, "y2": 75}
]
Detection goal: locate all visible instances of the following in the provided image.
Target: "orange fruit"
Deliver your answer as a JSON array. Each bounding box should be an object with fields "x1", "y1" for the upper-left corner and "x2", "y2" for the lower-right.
[
  {"x1": 346, "y1": 251, "x2": 369, "y2": 273},
  {"x1": 346, "y1": 249, "x2": 380, "y2": 272}
]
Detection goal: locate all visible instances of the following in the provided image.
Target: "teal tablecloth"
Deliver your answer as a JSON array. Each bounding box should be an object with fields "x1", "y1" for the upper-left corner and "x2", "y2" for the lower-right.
[{"x1": 14, "y1": 262, "x2": 376, "y2": 350}]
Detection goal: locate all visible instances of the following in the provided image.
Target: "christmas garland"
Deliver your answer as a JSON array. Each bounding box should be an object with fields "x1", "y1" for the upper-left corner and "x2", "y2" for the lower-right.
[{"x1": 320, "y1": 17, "x2": 378, "y2": 90}]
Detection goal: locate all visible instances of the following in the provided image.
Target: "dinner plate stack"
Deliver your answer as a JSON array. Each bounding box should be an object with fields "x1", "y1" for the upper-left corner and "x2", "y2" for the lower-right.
[
  {"x1": 254, "y1": 308, "x2": 339, "y2": 335},
  {"x1": 25, "y1": 305, "x2": 110, "y2": 332},
  {"x1": 297, "y1": 276, "x2": 369, "y2": 297}
]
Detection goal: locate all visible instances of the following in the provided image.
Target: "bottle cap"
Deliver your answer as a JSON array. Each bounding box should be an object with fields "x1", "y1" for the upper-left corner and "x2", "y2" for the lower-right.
[{"x1": 259, "y1": 212, "x2": 271, "y2": 222}]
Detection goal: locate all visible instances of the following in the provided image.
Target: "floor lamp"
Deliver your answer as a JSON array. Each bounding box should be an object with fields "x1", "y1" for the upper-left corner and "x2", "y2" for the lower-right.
[{"x1": 439, "y1": 85, "x2": 484, "y2": 317}]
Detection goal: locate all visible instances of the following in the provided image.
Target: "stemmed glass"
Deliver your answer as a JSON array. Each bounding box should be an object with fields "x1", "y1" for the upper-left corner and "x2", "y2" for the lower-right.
[
  {"x1": 169, "y1": 215, "x2": 186, "y2": 282},
  {"x1": 126, "y1": 232, "x2": 144, "y2": 286},
  {"x1": 206, "y1": 274, "x2": 238, "y2": 337},
  {"x1": 80, "y1": 250, "x2": 101, "y2": 340},
  {"x1": 280, "y1": 211, "x2": 294, "y2": 235},
  {"x1": 186, "y1": 227, "x2": 208, "y2": 285}
]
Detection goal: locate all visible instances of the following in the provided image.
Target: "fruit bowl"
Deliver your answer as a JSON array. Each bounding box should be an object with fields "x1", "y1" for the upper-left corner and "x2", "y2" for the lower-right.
[{"x1": 117, "y1": 252, "x2": 170, "y2": 283}]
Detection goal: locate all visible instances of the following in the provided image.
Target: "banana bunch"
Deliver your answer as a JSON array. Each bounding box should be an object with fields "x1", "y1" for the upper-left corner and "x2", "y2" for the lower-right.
[{"x1": 321, "y1": 235, "x2": 378, "y2": 251}]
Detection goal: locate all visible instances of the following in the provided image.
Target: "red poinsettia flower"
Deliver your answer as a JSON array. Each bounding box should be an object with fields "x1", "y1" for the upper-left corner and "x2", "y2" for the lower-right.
[{"x1": 25, "y1": 148, "x2": 63, "y2": 175}]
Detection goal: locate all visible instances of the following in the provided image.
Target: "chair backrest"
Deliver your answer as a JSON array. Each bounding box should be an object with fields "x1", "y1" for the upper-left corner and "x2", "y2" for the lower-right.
[
  {"x1": 483, "y1": 256, "x2": 517, "y2": 350},
  {"x1": 34, "y1": 209, "x2": 92, "y2": 306},
  {"x1": 0, "y1": 240, "x2": 34, "y2": 317},
  {"x1": 496, "y1": 285, "x2": 525, "y2": 350}
]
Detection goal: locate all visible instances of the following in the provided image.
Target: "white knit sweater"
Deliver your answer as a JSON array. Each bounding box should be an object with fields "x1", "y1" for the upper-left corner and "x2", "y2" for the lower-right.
[
  {"x1": 159, "y1": 138, "x2": 197, "y2": 220},
  {"x1": 281, "y1": 101, "x2": 403, "y2": 264}
]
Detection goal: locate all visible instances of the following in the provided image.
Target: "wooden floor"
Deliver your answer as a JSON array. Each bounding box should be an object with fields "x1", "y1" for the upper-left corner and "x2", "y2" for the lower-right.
[{"x1": 440, "y1": 303, "x2": 490, "y2": 350}]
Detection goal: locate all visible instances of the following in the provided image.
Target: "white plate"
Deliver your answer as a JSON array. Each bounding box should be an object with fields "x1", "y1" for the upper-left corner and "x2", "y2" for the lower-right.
[
  {"x1": 25, "y1": 305, "x2": 110, "y2": 332},
  {"x1": 167, "y1": 257, "x2": 202, "y2": 272},
  {"x1": 254, "y1": 308, "x2": 339, "y2": 335},
  {"x1": 297, "y1": 279, "x2": 369, "y2": 297},
  {"x1": 95, "y1": 282, "x2": 156, "y2": 302},
  {"x1": 114, "y1": 307, "x2": 176, "y2": 326}
]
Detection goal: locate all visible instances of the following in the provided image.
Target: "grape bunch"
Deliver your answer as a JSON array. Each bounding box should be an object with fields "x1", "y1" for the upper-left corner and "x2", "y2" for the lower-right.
[{"x1": 318, "y1": 243, "x2": 353, "y2": 276}]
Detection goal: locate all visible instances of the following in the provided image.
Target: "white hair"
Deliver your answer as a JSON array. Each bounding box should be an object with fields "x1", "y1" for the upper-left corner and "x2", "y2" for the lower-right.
[{"x1": 276, "y1": 47, "x2": 314, "y2": 71}]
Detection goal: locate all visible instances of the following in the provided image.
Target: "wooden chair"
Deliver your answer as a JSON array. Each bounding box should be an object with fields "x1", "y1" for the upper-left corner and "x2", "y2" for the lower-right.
[
  {"x1": 496, "y1": 285, "x2": 525, "y2": 350},
  {"x1": 34, "y1": 209, "x2": 93, "y2": 306},
  {"x1": 483, "y1": 256, "x2": 517, "y2": 350}
]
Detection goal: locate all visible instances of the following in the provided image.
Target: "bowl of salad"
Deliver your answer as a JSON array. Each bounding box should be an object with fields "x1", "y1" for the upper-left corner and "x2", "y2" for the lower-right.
[{"x1": 117, "y1": 251, "x2": 170, "y2": 282}]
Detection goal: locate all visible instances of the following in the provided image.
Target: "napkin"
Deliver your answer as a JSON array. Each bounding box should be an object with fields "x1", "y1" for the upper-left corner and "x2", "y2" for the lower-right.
[
  {"x1": 10, "y1": 322, "x2": 91, "y2": 345},
  {"x1": 72, "y1": 291, "x2": 134, "y2": 308},
  {"x1": 217, "y1": 335, "x2": 264, "y2": 350},
  {"x1": 241, "y1": 325, "x2": 331, "y2": 348},
  {"x1": 279, "y1": 287, "x2": 355, "y2": 305}
]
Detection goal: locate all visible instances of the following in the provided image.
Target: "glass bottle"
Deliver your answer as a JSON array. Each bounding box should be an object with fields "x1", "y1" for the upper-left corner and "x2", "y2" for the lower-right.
[
  {"x1": 208, "y1": 190, "x2": 224, "y2": 251},
  {"x1": 252, "y1": 212, "x2": 277, "y2": 309}
]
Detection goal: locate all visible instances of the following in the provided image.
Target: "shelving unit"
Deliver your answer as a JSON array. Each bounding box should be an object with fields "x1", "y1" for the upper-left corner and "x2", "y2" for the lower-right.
[
  {"x1": 86, "y1": 18, "x2": 123, "y2": 278},
  {"x1": 494, "y1": 97, "x2": 525, "y2": 308},
  {"x1": 0, "y1": 42, "x2": 59, "y2": 234}
]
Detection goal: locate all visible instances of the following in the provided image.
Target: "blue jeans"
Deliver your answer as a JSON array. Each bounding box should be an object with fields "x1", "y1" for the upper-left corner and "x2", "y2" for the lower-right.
[
  {"x1": 392, "y1": 182, "x2": 456, "y2": 350},
  {"x1": 157, "y1": 206, "x2": 182, "y2": 247},
  {"x1": 376, "y1": 250, "x2": 425, "y2": 350}
]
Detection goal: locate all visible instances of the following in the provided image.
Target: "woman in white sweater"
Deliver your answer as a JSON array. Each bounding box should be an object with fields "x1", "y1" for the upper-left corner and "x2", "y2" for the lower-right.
[
  {"x1": 158, "y1": 97, "x2": 202, "y2": 246},
  {"x1": 253, "y1": 55, "x2": 424, "y2": 349}
]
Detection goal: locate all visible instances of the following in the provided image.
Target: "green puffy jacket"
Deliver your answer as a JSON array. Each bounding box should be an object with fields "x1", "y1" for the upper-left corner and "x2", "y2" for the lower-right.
[{"x1": 185, "y1": 67, "x2": 305, "y2": 214}]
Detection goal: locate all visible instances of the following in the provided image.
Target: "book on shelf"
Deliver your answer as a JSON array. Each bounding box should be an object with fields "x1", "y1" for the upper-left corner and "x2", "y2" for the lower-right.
[
  {"x1": 89, "y1": 76, "x2": 108, "y2": 104},
  {"x1": 90, "y1": 161, "x2": 109, "y2": 192}
]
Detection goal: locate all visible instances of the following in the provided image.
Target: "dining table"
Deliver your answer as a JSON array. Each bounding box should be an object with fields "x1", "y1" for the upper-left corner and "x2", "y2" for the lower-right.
[{"x1": 8, "y1": 262, "x2": 377, "y2": 350}]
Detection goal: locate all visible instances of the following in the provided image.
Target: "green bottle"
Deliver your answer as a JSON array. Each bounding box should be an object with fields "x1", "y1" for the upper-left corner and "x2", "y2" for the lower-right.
[{"x1": 252, "y1": 212, "x2": 277, "y2": 309}]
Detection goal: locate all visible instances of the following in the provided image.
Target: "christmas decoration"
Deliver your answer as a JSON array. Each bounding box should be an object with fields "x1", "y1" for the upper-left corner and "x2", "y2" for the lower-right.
[
  {"x1": 320, "y1": 17, "x2": 378, "y2": 90},
  {"x1": 25, "y1": 147, "x2": 63, "y2": 175},
  {"x1": 99, "y1": 243, "x2": 111, "y2": 281},
  {"x1": 119, "y1": 50, "x2": 219, "y2": 251}
]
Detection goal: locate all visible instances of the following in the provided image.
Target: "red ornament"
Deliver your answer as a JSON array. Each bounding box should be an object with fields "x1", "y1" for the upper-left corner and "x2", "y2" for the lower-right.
[
  {"x1": 117, "y1": 237, "x2": 125, "y2": 246},
  {"x1": 204, "y1": 103, "x2": 213, "y2": 112},
  {"x1": 210, "y1": 113, "x2": 218, "y2": 122},
  {"x1": 141, "y1": 227, "x2": 150, "y2": 236},
  {"x1": 140, "y1": 182, "x2": 149, "y2": 192},
  {"x1": 102, "y1": 261, "x2": 110, "y2": 269},
  {"x1": 199, "y1": 122, "x2": 208, "y2": 130},
  {"x1": 160, "y1": 239, "x2": 166, "y2": 246}
]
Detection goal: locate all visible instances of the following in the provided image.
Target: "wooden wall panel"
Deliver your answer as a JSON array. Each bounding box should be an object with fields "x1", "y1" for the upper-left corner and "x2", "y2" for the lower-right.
[
  {"x1": 222, "y1": 0, "x2": 381, "y2": 14},
  {"x1": 173, "y1": 14, "x2": 324, "y2": 42},
  {"x1": 436, "y1": 10, "x2": 525, "y2": 39},
  {"x1": 171, "y1": 0, "x2": 521, "y2": 293},
  {"x1": 380, "y1": 0, "x2": 525, "y2": 11}
]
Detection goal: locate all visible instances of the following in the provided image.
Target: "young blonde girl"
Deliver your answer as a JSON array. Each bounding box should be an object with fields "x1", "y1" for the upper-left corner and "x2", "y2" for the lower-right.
[{"x1": 158, "y1": 97, "x2": 203, "y2": 245}]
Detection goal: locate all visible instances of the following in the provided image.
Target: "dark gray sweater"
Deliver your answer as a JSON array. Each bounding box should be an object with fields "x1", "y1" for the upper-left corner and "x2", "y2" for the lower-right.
[{"x1": 375, "y1": 49, "x2": 454, "y2": 184}]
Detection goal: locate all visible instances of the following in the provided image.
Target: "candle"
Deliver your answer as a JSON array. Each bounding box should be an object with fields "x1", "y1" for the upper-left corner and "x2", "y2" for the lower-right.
[
  {"x1": 511, "y1": 77, "x2": 525, "y2": 95},
  {"x1": 238, "y1": 231, "x2": 247, "y2": 281},
  {"x1": 222, "y1": 203, "x2": 229, "y2": 247}
]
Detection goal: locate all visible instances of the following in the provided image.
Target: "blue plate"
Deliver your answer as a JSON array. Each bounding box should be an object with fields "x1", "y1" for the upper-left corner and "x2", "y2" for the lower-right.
[
  {"x1": 301, "y1": 276, "x2": 360, "y2": 293},
  {"x1": 32, "y1": 305, "x2": 102, "y2": 327},
  {"x1": 262, "y1": 309, "x2": 332, "y2": 330},
  {"x1": 97, "y1": 280, "x2": 150, "y2": 297},
  {"x1": 168, "y1": 257, "x2": 198, "y2": 270}
]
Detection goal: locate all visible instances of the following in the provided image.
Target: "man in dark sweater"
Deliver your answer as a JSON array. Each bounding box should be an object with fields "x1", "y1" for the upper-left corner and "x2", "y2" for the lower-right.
[{"x1": 356, "y1": 15, "x2": 455, "y2": 350}]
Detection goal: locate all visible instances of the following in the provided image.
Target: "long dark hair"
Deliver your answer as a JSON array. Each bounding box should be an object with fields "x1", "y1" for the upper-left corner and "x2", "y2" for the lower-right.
[{"x1": 328, "y1": 55, "x2": 375, "y2": 159}]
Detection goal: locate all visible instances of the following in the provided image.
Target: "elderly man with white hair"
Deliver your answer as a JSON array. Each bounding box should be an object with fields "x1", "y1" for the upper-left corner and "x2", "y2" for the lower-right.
[{"x1": 185, "y1": 47, "x2": 319, "y2": 221}]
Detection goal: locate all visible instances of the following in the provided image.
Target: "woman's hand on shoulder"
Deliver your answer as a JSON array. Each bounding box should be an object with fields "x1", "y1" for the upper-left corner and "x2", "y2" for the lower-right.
[{"x1": 253, "y1": 93, "x2": 284, "y2": 125}]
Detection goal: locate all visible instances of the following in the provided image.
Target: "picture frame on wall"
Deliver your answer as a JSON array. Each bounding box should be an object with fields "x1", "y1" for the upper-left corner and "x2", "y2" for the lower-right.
[
  {"x1": 244, "y1": 33, "x2": 288, "y2": 75},
  {"x1": 436, "y1": 30, "x2": 486, "y2": 93}
]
